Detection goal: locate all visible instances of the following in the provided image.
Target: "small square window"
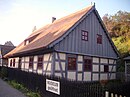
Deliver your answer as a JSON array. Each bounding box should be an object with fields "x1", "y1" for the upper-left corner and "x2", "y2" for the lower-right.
[
  {"x1": 68, "y1": 57, "x2": 77, "y2": 70},
  {"x1": 97, "y1": 34, "x2": 102, "y2": 44},
  {"x1": 81, "y1": 30, "x2": 88, "y2": 41}
]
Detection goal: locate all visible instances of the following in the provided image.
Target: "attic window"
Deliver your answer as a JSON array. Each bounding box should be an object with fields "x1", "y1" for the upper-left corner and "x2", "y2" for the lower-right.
[
  {"x1": 24, "y1": 33, "x2": 40, "y2": 46},
  {"x1": 81, "y1": 30, "x2": 88, "y2": 41},
  {"x1": 97, "y1": 34, "x2": 102, "y2": 44}
]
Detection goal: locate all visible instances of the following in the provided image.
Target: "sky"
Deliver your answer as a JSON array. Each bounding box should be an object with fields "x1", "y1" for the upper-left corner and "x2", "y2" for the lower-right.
[{"x1": 0, "y1": 0, "x2": 130, "y2": 46}]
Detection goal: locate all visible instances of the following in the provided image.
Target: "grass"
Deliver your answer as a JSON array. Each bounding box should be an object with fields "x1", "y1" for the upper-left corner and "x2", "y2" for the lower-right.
[{"x1": 8, "y1": 80, "x2": 41, "y2": 97}]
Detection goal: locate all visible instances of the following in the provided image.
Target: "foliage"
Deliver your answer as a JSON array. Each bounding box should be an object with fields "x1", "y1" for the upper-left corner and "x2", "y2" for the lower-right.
[
  {"x1": 0, "y1": 67, "x2": 8, "y2": 78},
  {"x1": 8, "y1": 80, "x2": 41, "y2": 97},
  {"x1": 102, "y1": 11, "x2": 130, "y2": 56}
]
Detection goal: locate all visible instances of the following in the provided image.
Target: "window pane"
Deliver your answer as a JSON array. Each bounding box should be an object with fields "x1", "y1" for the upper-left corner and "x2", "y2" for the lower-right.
[
  {"x1": 104, "y1": 65, "x2": 108, "y2": 72},
  {"x1": 68, "y1": 57, "x2": 76, "y2": 70},
  {"x1": 10, "y1": 59, "x2": 12, "y2": 67},
  {"x1": 29, "y1": 56, "x2": 34, "y2": 69},
  {"x1": 38, "y1": 56, "x2": 43, "y2": 69},
  {"x1": 97, "y1": 34, "x2": 102, "y2": 44},
  {"x1": 13, "y1": 59, "x2": 15, "y2": 67},
  {"x1": 84, "y1": 58, "x2": 92, "y2": 71},
  {"x1": 81, "y1": 30, "x2": 88, "y2": 41}
]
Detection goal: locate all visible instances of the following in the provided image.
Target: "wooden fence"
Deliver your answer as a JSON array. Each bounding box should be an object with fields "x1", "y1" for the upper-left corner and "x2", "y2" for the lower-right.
[{"x1": 1, "y1": 67, "x2": 130, "y2": 97}]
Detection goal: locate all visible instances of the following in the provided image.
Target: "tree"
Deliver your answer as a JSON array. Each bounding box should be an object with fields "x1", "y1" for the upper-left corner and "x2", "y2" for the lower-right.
[{"x1": 102, "y1": 11, "x2": 130, "y2": 56}]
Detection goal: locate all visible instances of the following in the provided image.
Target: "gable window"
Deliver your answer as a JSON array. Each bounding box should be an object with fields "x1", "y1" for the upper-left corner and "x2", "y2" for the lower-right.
[
  {"x1": 13, "y1": 59, "x2": 15, "y2": 67},
  {"x1": 68, "y1": 56, "x2": 77, "y2": 70},
  {"x1": 29, "y1": 56, "x2": 34, "y2": 69},
  {"x1": 10, "y1": 59, "x2": 12, "y2": 67},
  {"x1": 97, "y1": 34, "x2": 102, "y2": 44},
  {"x1": 37, "y1": 55, "x2": 43, "y2": 69},
  {"x1": 81, "y1": 30, "x2": 88, "y2": 41},
  {"x1": 104, "y1": 65, "x2": 108, "y2": 72},
  {"x1": 83, "y1": 57, "x2": 92, "y2": 71}
]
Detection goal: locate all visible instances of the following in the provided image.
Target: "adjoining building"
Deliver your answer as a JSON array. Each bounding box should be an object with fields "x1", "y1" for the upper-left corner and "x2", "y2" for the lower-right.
[
  {"x1": 0, "y1": 41, "x2": 15, "y2": 67},
  {"x1": 124, "y1": 55, "x2": 130, "y2": 81},
  {"x1": 5, "y1": 5, "x2": 119, "y2": 81}
]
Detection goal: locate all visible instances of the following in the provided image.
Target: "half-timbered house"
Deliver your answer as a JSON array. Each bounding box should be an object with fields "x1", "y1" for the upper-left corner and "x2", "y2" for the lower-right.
[{"x1": 5, "y1": 5, "x2": 119, "y2": 81}]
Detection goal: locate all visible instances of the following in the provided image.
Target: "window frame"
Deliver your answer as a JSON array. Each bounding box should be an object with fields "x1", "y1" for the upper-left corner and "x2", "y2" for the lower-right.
[
  {"x1": 37, "y1": 55, "x2": 43, "y2": 70},
  {"x1": 104, "y1": 65, "x2": 108, "y2": 72},
  {"x1": 29, "y1": 56, "x2": 34, "y2": 69},
  {"x1": 97, "y1": 34, "x2": 102, "y2": 44},
  {"x1": 83, "y1": 56, "x2": 92, "y2": 71},
  {"x1": 10, "y1": 59, "x2": 12, "y2": 67},
  {"x1": 81, "y1": 30, "x2": 88, "y2": 41},
  {"x1": 68, "y1": 55, "x2": 77, "y2": 71},
  {"x1": 13, "y1": 59, "x2": 15, "y2": 67}
]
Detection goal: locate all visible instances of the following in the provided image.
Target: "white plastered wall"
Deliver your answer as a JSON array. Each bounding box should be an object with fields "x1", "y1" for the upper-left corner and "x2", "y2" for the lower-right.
[
  {"x1": 33, "y1": 56, "x2": 37, "y2": 71},
  {"x1": 84, "y1": 72, "x2": 91, "y2": 81},
  {"x1": 68, "y1": 72, "x2": 76, "y2": 80},
  {"x1": 93, "y1": 74, "x2": 99, "y2": 81},
  {"x1": 93, "y1": 57, "x2": 99, "y2": 63},
  {"x1": 55, "y1": 62, "x2": 65, "y2": 71}
]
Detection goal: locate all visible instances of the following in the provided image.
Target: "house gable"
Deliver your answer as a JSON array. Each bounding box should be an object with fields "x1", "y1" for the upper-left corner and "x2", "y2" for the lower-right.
[{"x1": 54, "y1": 10, "x2": 118, "y2": 59}]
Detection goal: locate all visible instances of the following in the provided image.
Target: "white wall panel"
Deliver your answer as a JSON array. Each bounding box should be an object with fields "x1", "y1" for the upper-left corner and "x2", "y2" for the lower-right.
[
  {"x1": 78, "y1": 74, "x2": 82, "y2": 81},
  {"x1": 109, "y1": 73, "x2": 116, "y2": 79},
  {"x1": 33, "y1": 63, "x2": 37, "y2": 70},
  {"x1": 93, "y1": 57, "x2": 99, "y2": 63},
  {"x1": 100, "y1": 65, "x2": 104, "y2": 72},
  {"x1": 25, "y1": 57, "x2": 29, "y2": 62},
  {"x1": 84, "y1": 72, "x2": 91, "y2": 81},
  {"x1": 55, "y1": 62, "x2": 65, "y2": 71},
  {"x1": 25, "y1": 63, "x2": 29, "y2": 69},
  {"x1": 100, "y1": 73, "x2": 108, "y2": 80},
  {"x1": 109, "y1": 59, "x2": 114, "y2": 64},
  {"x1": 68, "y1": 72, "x2": 76, "y2": 80},
  {"x1": 44, "y1": 54, "x2": 52, "y2": 61},
  {"x1": 55, "y1": 73, "x2": 62, "y2": 77},
  {"x1": 78, "y1": 56, "x2": 83, "y2": 62},
  {"x1": 109, "y1": 66, "x2": 116, "y2": 72},
  {"x1": 34, "y1": 56, "x2": 38, "y2": 62},
  {"x1": 37, "y1": 69, "x2": 42, "y2": 74},
  {"x1": 93, "y1": 65, "x2": 99, "y2": 72},
  {"x1": 47, "y1": 63, "x2": 51, "y2": 71},
  {"x1": 56, "y1": 53, "x2": 66, "y2": 60},
  {"x1": 29, "y1": 69, "x2": 32, "y2": 72},
  {"x1": 21, "y1": 63, "x2": 24, "y2": 69},
  {"x1": 78, "y1": 63, "x2": 82, "y2": 71},
  {"x1": 93, "y1": 74, "x2": 99, "y2": 81},
  {"x1": 101, "y1": 58, "x2": 108, "y2": 64}
]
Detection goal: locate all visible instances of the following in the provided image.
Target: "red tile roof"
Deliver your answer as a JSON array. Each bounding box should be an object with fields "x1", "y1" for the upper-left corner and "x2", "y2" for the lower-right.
[{"x1": 5, "y1": 5, "x2": 94, "y2": 58}]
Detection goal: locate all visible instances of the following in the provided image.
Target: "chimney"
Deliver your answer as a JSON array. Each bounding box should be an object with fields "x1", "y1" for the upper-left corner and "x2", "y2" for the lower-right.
[{"x1": 52, "y1": 17, "x2": 56, "y2": 23}]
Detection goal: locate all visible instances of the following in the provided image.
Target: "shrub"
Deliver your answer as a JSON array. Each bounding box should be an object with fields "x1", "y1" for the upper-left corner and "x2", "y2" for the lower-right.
[{"x1": 0, "y1": 67, "x2": 8, "y2": 78}]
